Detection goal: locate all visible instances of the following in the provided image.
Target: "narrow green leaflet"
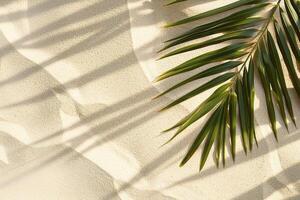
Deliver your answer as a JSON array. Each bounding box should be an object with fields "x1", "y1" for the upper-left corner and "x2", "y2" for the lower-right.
[
  {"x1": 248, "y1": 58, "x2": 258, "y2": 146},
  {"x1": 215, "y1": 102, "x2": 225, "y2": 167},
  {"x1": 161, "y1": 17, "x2": 264, "y2": 51},
  {"x1": 154, "y1": 61, "x2": 241, "y2": 99},
  {"x1": 156, "y1": 43, "x2": 250, "y2": 81},
  {"x1": 291, "y1": 0, "x2": 300, "y2": 17},
  {"x1": 165, "y1": 0, "x2": 265, "y2": 27},
  {"x1": 260, "y1": 38, "x2": 289, "y2": 129},
  {"x1": 243, "y1": 68, "x2": 253, "y2": 149},
  {"x1": 164, "y1": 3, "x2": 268, "y2": 44},
  {"x1": 162, "y1": 84, "x2": 231, "y2": 144},
  {"x1": 229, "y1": 92, "x2": 237, "y2": 161},
  {"x1": 160, "y1": 29, "x2": 258, "y2": 59},
  {"x1": 280, "y1": 8, "x2": 300, "y2": 65},
  {"x1": 165, "y1": 0, "x2": 188, "y2": 6},
  {"x1": 285, "y1": 0, "x2": 300, "y2": 39},
  {"x1": 161, "y1": 73, "x2": 235, "y2": 111},
  {"x1": 162, "y1": 84, "x2": 231, "y2": 132},
  {"x1": 221, "y1": 97, "x2": 229, "y2": 167},
  {"x1": 256, "y1": 48, "x2": 278, "y2": 140},
  {"x1": 200, "y1": 105, "x2": 223, "y2": 171},
  {"x1": 266, "y1": 31, "x2": 296, "y2": 125},
  {"x1": 236, "y1": 77, "x2": 250, "y2": 153},
  {"x1": 180, "y1": 106, "x2": 220, "y2": 167},
  {"x1": 274, "y1": 20, "x2": 300, "y2": 97}
]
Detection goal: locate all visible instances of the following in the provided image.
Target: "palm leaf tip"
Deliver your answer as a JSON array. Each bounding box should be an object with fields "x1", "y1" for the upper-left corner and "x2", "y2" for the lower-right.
[{"x1": 165, "y1": 0, "x2": 188, "y2": 6}]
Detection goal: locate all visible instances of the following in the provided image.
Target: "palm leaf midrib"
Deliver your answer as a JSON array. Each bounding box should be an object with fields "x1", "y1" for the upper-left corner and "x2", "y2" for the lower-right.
[{"x1": 236, "y1": 0, "x2": 282, "y2": 76}]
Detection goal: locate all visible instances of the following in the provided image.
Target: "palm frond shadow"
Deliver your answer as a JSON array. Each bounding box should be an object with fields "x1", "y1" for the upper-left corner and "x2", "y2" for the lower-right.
[
  {"x1": 165, "y1": 127, "x2": 300, "y2": 188},
  {"x1": 101, "y1": 128, "x2": 300, "y2": 200},
  {"x1": 0, "y1": 0, "x2": 170, "y2": 87},
  {"x1": 232, "y1": 161, "x2": 300, "y2": 199},
  {"x1": 0, "y1": 0, "x2": 76, "y2": 23},
  {"x1": 0, "y1": 0, "x2": 190, "y2": 109},
  {"x1": 0, "y1": 0, "x2": 211, "y2": 77},
  {"x1": 0, "y1": 86, "x2": 191, "y2": 192},
  {"x1": 0, "y1": 3, "x2": 129, "y2": 87},
  {"x1": 285, "y1": 195, "x2": 300, "y2": 200},
  {"x1": 0, "y1": 0, "x2": 192, "y2": 148},
  {"x1": 0, "y1": 131, "x2": 123, "y2": 199},
  {"x1": 0, "y1": 0, "x2": 192, "y2": 188}
]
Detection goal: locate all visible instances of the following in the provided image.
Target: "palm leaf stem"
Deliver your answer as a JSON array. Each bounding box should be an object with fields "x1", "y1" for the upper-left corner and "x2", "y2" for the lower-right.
[{"x1": 236, "y1": 0, "x2": 282, "y2": 76}]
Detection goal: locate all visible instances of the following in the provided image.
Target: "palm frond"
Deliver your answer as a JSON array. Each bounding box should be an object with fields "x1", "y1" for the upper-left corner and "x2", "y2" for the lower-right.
[{"x1": 157, "y1": 0, "x2": 300, "y2": 171}]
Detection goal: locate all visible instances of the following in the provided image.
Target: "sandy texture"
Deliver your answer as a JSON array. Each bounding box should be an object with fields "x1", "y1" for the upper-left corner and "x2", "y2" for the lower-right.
[{"x1": 0, "y1": 0, "x2": 298, "y2": 199}]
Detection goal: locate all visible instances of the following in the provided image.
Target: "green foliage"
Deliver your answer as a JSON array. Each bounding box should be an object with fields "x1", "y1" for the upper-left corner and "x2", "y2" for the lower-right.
[{"x1": 157, "y1": 0, "x2": 300, "y2": 171}]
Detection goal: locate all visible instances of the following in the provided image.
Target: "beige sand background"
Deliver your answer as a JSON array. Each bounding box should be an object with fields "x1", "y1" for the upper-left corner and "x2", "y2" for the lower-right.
[{"x1": 0, "y1": 0, "x2": 298, "y2": 199}]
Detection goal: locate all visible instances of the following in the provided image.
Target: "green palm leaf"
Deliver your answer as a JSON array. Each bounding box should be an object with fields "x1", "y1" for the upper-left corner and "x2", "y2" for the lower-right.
[{"x1": 156, "y1": 0, "x2": 300, "y2": 171}]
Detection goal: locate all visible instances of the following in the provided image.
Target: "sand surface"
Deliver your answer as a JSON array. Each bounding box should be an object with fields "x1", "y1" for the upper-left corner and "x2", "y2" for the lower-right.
[{"x1": 0, "y1": 0, "x2": 298, "y2": 199}]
